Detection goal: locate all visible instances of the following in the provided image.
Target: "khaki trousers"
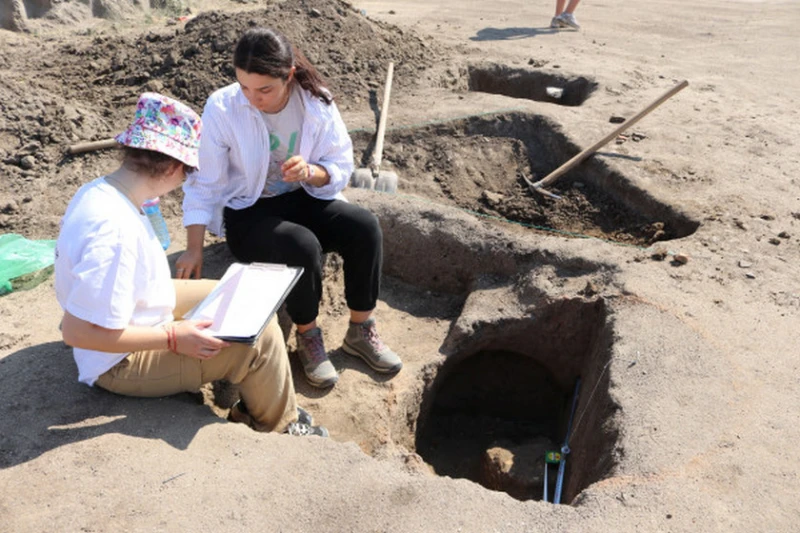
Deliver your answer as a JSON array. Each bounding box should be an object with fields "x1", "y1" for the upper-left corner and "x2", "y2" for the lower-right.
[{"x1": 95, "y1": 280, "x2": 297, "y2": 433}]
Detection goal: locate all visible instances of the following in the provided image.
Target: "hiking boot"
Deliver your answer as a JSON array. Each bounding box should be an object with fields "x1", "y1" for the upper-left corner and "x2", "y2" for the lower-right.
[
  {"x1": 296, "y1": 328, "x2": 339, "y2": 388},
  {"x1": 342, "y1": 318, "x2": 403, "y2": 374},
  {"x1": 555, "y1": 12, "x2": 580, "y2": 29},
  {"x1": 284, "y1": 422, "x2": 329, "y2": 437}
]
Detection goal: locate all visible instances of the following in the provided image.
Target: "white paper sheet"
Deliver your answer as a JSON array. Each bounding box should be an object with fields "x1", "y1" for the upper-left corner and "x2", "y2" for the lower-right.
[{"x1": 183, "y1": 263, "x2": 302, "y2": 341}]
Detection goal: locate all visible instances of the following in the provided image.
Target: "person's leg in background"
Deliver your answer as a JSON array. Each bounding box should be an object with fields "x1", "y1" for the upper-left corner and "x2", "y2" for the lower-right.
[
  {"x1": 553, "y1": 0, "x2": 581, "y2": 29},
  {"x1": 551, "y1": 0, "x2": 566, "y2": 27}
]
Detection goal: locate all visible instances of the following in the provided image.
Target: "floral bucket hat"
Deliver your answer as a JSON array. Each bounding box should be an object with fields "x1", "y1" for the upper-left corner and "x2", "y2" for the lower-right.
[{"x1": 115, "y1": 92, "x2": 202, "y2": 169}]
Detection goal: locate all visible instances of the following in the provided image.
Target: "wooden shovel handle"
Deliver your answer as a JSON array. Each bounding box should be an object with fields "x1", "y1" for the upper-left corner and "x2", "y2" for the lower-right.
[
  {"x1": 533, "y1": 80, "x2": 689, "y2": 189},
  {"x1": 67, "y1": 138, "x2": 119, "y2": 155},
  {"x1": 370, "y1": 62, "x2": 395, "y2": 175}
]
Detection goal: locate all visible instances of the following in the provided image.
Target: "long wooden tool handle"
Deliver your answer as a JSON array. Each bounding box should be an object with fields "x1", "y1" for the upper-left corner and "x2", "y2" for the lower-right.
[
  {"x1": 533, "y1": 79, "x2": 689, "y2": 189},
  {"x1": 67, "y1": 138, "x2": 119, "y2": 155},
  {"x1": 370, "y1": 61, "x2": 395, "y2": 174}
]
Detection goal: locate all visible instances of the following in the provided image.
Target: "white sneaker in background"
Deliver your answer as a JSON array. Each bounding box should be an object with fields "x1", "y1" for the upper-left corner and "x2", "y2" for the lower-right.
[{"x1": 556, "y1": 12, "x2": 580, "y2": 29}]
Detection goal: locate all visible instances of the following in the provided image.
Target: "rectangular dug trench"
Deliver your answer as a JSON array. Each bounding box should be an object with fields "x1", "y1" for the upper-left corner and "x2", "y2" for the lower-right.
[
  {"x1": 412, "y1": 298, "x2": 617, "y2": 503},
  {"x1": 467, "y1": 63, "x2": 598, "y2": 107},
  {"x1": 352, "y1": 113, "x2": 698, "y2": 245}
]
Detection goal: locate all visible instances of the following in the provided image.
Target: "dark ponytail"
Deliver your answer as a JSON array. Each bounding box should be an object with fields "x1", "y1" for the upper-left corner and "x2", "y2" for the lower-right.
[{"x1": 233, "y1": 28, "x2": 332, "y2": 105}]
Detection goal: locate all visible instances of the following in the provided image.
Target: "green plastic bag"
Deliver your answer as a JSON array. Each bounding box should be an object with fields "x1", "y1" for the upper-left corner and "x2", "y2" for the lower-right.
[{"x1": 0, "y1": 234, "x2": 57, "y2": 296}]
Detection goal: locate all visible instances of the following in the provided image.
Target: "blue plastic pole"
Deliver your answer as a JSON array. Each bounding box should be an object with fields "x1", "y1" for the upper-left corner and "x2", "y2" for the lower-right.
[
  {"x1": 543, "y1": 460, "x2": 549, "y2": 502},
  {"x1": 554, "y1": 378, "x2": 581, "y2": 504}
]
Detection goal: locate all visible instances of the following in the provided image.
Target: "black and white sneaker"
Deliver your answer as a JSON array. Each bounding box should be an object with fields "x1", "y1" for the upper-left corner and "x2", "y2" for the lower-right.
[
  {"x1": 284, "y1": 422, "x2": 329, "y2": 438},
  {"x1": 230, "y1": 401, "x2": 315, "y2": 430},
  {"x1": 297, "y1": 406, "x2": 313, "y2": 426}
]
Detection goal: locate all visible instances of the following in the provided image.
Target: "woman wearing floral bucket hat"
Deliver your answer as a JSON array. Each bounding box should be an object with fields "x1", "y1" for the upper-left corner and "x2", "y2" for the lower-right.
[{"x1": 54, "y1": 92, "x2": 326, "y2": 437}]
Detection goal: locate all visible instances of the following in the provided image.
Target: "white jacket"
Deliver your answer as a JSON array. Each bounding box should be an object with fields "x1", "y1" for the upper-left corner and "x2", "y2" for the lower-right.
[{"x1": 182, "y1": 83, "x2": 354, "y2": 236}]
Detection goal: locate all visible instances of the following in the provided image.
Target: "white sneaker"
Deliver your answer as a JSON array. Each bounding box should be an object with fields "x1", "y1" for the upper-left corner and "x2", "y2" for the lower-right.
[
  {"x1": 550, "y1": 16, "x2": 561, "y2": 29},
  {"x1": 556, "y1": 12, "x2": 580, "y2": 29}
]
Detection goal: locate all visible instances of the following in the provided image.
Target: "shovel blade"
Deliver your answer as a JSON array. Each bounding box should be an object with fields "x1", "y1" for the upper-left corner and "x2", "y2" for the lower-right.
[
  {"x1": 351, "y1": 168, "x2": 375, "y2": 190},
  {"x1": 374, "y1": 171, "x2": 398, "y2": 194}
]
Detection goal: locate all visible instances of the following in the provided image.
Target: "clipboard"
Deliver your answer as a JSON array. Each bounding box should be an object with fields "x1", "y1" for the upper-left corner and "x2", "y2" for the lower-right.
[{"x1": 182, "y1": 262, "x2": 303, "y2": 343}]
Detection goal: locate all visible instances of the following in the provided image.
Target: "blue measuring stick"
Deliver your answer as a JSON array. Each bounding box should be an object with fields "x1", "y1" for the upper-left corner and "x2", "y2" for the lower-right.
[{"x1": 554, "y1": 378, "x2": 581, "y2": 504}]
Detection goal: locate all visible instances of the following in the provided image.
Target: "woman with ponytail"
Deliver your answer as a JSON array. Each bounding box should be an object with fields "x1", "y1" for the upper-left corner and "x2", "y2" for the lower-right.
[{"x1": 178, "y1": 28, "x2": 402, "y2": 390}]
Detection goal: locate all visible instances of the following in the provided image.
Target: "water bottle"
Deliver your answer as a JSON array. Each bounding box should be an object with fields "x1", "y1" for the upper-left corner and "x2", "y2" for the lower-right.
[{"x1": 142, "y1": 197, "x2": 171, "y2": 250}]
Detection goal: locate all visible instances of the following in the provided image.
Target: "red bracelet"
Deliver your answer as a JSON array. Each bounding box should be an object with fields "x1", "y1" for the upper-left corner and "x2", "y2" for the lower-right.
[
  {"x1": 170, "y1": 325, "x2": 178, "y2": 354},
  {"x1": 163, "y1": 324, "x2": 178, "y2": 354}
]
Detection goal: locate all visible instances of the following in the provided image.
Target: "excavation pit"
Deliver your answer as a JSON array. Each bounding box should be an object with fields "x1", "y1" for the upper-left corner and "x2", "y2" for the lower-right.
[
  {"x1": 468, "y1": 64, "x2": 597, "y2": 106},
  {"x1": 353, "y1": 112, "x2": 698, "y2": 245},
  {"x1": 413, "y1": 298, "x2": 617, "y2": 503}
]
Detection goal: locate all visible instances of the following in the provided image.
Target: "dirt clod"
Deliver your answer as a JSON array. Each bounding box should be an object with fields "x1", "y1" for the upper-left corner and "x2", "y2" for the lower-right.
[
  {"x1": 672, "y1": 253, "x2": 689, "y2": 264},
  {"x1": 651, "y1": 247, "x2": 668, "y2": 261}
]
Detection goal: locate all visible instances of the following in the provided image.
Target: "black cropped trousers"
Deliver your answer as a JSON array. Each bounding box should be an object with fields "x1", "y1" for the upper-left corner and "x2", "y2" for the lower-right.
[{"x1": 224, "y1": 188, "x2": 383, "y2": 326}]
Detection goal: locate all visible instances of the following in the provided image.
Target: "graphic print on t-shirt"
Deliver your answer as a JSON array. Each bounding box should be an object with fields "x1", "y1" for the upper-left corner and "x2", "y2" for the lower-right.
[
  {"x1": 264, "y1": 131, "x2": 297, "y2": 196},
  {"x1": 260, "y1": 89, "x2": 305, "y2": 197}
]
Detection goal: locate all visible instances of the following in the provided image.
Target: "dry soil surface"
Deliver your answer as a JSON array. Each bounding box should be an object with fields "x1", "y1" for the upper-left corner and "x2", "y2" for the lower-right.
[{"x1": 1, "y1": 0, "x2": 799, "y2": 532}]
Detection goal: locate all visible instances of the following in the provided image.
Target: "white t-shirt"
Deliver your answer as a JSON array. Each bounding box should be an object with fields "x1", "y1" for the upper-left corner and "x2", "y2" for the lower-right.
[
  {"x1": 182, "y1": 83, "x2": 353, "y2": 236},
  {"x1": 55, "y1": 177, "x2": 175, "y2": 386},
  {"x1": 260, "y1": 87, "x2": 305, "y2": 198}
]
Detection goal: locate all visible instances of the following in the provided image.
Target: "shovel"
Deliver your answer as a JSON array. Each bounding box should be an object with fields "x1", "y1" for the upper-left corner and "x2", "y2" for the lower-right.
[
  {"x1": 529, "y1": 80, "x2": 688, "y2": 198},
  {"x1": 351, "y1": 62, "x2": 399, "y2": 193},
  {"x1": 66, "y1": 138, "x2": 119, "y2": 154}
]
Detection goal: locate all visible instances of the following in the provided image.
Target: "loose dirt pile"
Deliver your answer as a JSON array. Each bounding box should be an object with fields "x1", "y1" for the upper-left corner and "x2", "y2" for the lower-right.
[{"x1": 0, "y1": 0, "x2": 453, "y2": 238}]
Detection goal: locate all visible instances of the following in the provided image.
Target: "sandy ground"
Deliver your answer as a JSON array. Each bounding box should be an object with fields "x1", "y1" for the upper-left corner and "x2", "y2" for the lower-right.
[{"x1": 2, "y1": 0, "x2": 800, "y2": 531}]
